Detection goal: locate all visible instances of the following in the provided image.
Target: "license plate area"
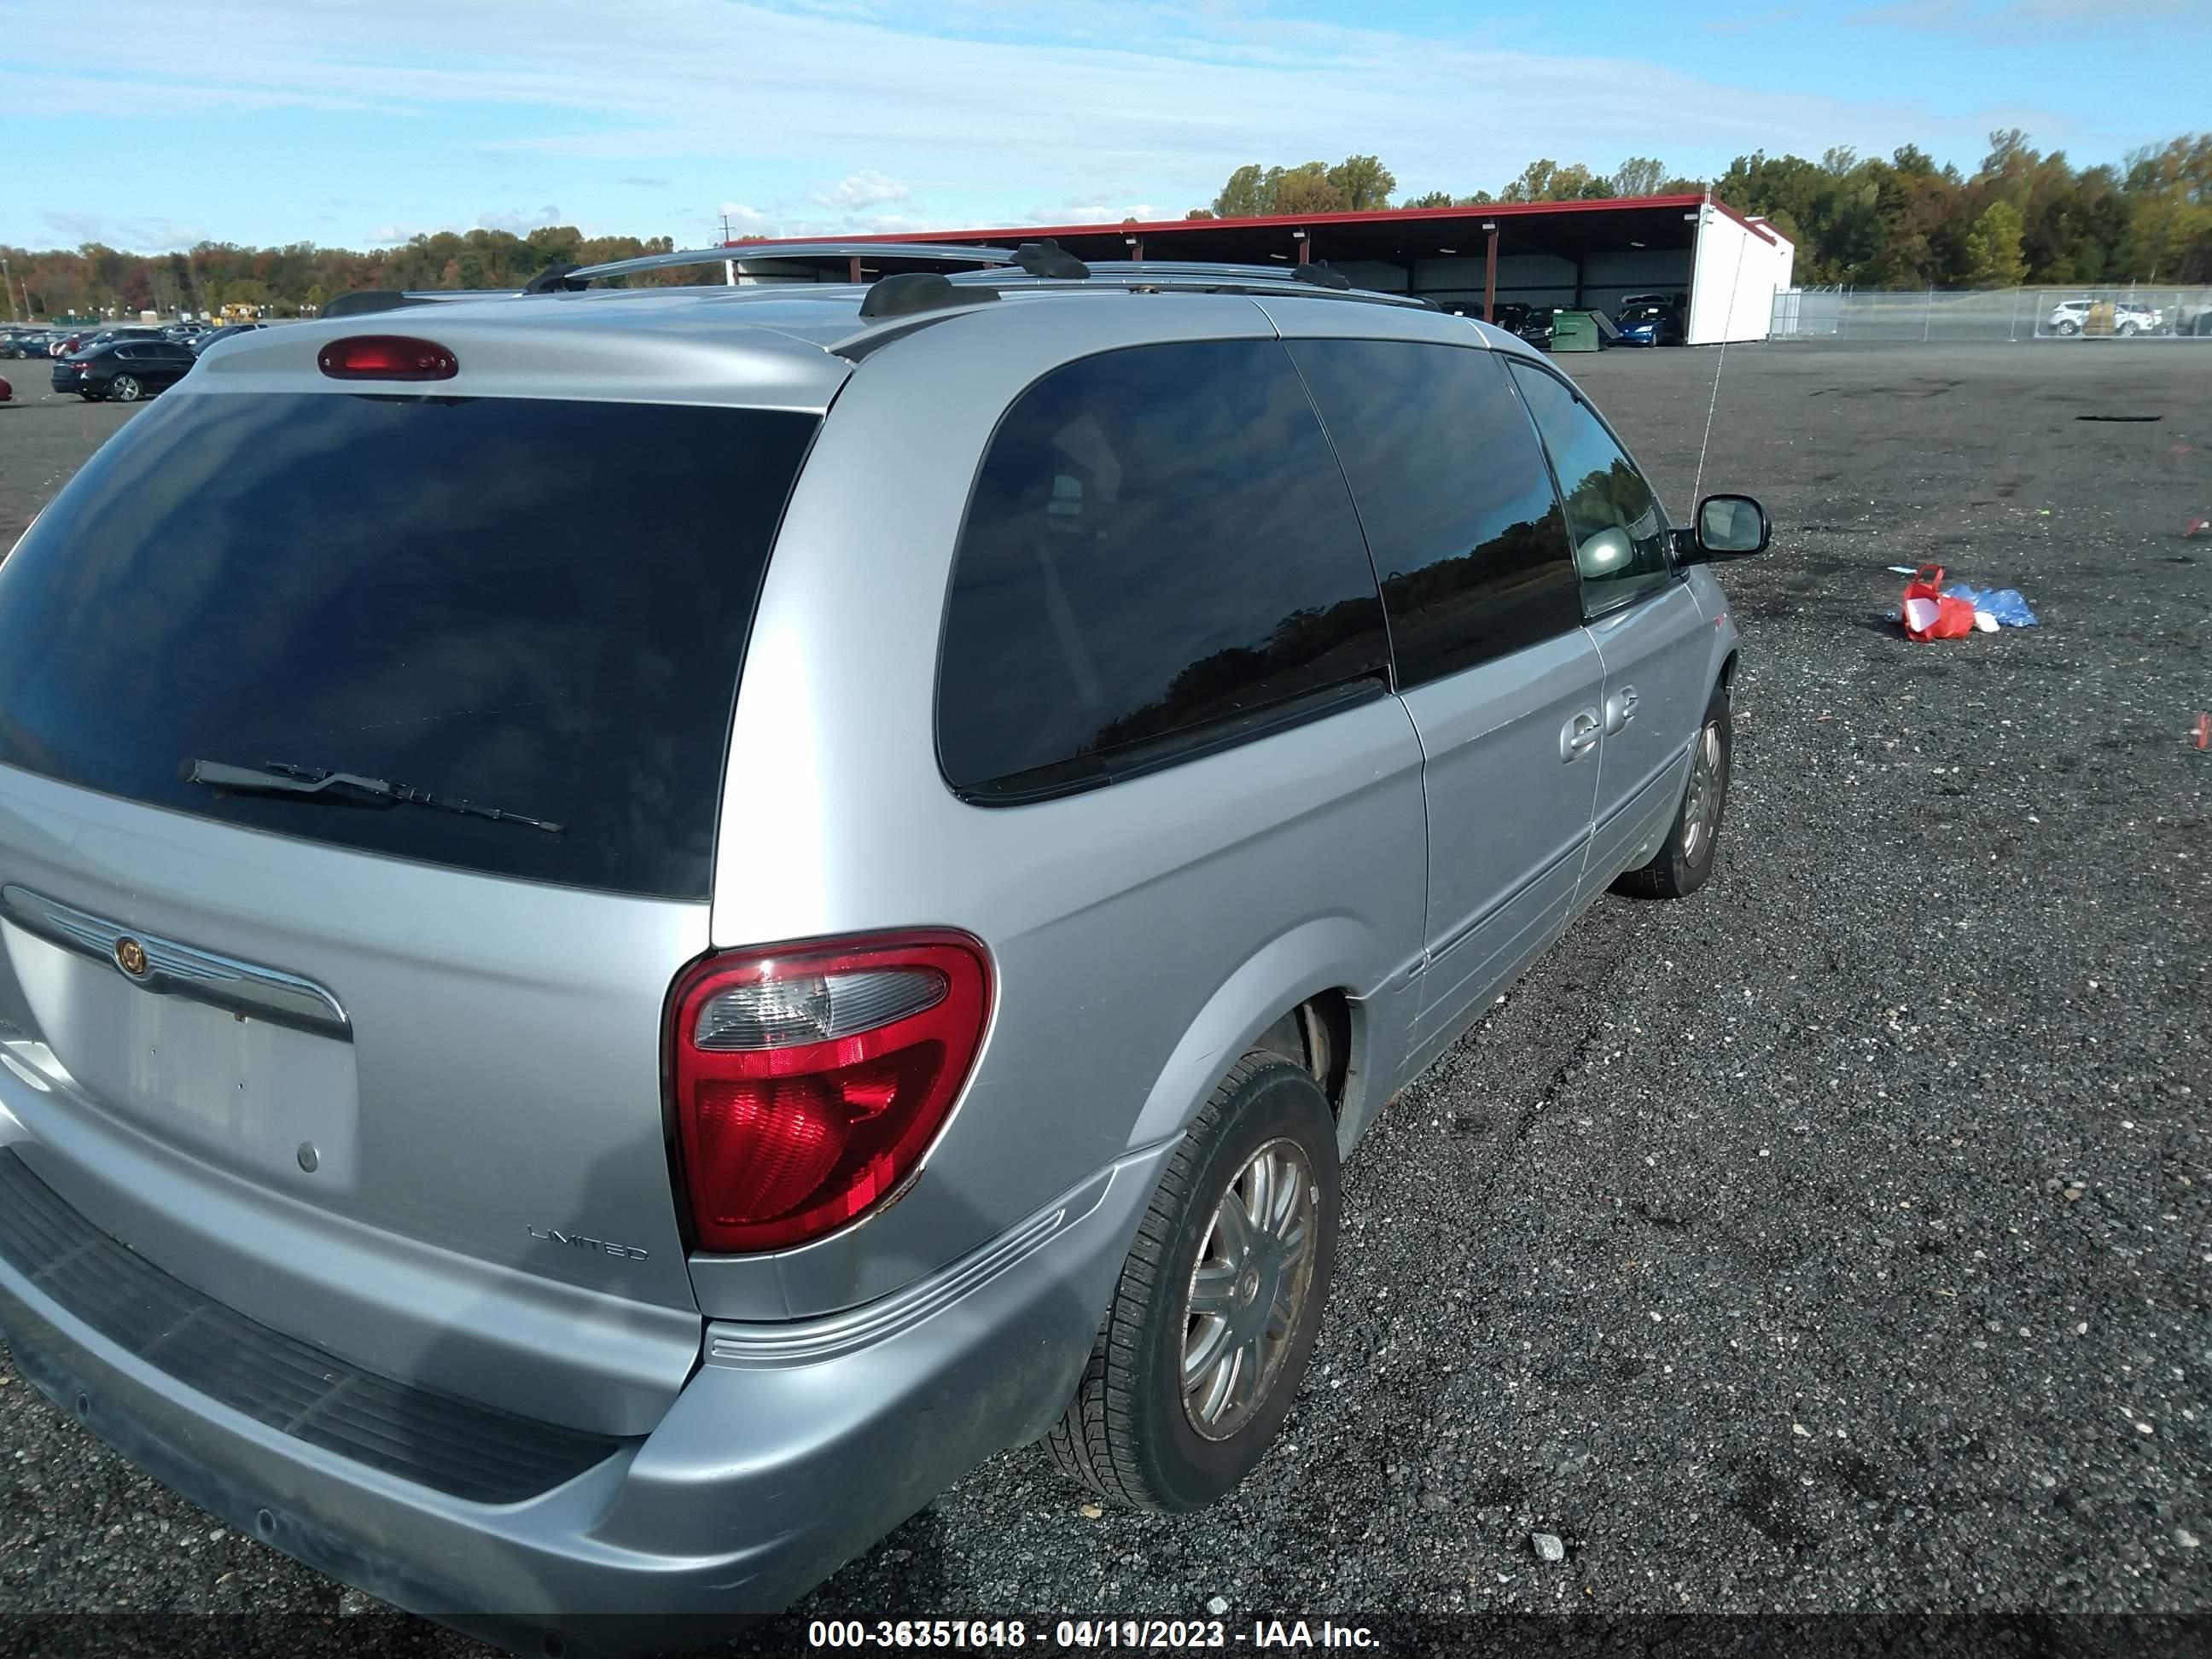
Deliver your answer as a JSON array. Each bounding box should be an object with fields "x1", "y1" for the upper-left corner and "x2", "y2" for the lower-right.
[{"x1": 2, "y1": 922, "x2": 359, "y2": 1190}]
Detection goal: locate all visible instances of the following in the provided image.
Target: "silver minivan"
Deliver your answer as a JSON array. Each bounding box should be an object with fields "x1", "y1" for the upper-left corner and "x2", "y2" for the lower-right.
[{"x1": 0, "y1": 253, "x2": 1766, "y2": 1650}]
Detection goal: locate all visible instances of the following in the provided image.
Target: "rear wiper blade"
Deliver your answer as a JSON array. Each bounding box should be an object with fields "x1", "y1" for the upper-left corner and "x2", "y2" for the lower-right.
[{"x1": 181, "y1": 760, "x2": 563, "y2": 834}]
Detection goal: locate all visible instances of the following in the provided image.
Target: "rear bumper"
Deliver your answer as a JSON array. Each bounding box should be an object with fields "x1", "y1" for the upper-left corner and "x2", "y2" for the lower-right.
[{"x1": 0, "y1": 1139, "x2": 1173, "y2": 1652}]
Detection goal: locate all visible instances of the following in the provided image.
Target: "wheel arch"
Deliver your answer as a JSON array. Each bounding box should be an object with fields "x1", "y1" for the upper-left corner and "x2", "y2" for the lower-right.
[{"x1": 1125, "y1": 917, "x2": 1387, "y2": 1158}]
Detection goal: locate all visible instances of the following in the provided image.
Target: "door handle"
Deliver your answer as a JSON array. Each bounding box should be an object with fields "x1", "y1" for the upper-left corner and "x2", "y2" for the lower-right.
[
  {"x1": 1604, "y1": 685, "x2": 1639, "y2": 734},
  {"x1": 1560, "y1": 708, "x2": 1602, "y2": 762}
]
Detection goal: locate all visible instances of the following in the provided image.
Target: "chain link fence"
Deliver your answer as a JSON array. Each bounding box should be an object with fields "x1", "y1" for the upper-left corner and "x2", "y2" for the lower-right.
[{"x1": 1769, "y1": 285, "x2": 2212, "y2": 343}]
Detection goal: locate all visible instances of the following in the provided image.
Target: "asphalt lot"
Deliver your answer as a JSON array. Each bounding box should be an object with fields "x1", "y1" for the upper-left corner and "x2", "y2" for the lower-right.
[{"x1": 0, "y1": 341, "x2": 2207, "y2": 1650}]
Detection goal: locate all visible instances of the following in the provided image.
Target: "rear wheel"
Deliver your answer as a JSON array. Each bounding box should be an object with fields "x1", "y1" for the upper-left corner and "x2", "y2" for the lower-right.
[
  {"x1": 108, "y1": 375, "x2": 142, "y2": 403},
  {"x1": 2055, "y1": 319, "x2": 2080, "y2": 335},
  {"x1": 1613, "y1": 684, "x2": 1732, "y2": 900},
  {"x1": 1047, "y1": 1052, "x2": 1337, "y2": 1511}
]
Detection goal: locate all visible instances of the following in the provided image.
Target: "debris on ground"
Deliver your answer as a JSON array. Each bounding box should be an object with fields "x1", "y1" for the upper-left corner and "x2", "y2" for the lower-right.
[
  {"x1": 1902, "y1": 566, "x2": 1976, "y2": 640},
  {"x1": 2195, "y1": 713, "x2": 2209, "y2": 751},
  {"x1": 1531, "y1": 1533, "x2": 1567, "y2": 1563},
  {"x1": 2186, "y1": 517, "x2": 2209, "y2": 539},
  {"x1": 1943, "y1": 582, "x2": 2039, "y2": 627}
]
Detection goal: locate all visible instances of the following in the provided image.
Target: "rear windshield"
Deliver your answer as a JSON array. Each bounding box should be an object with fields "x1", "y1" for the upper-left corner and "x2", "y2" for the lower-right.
[{"x1": 0, "y1": 392, "x2": 818, "y2": 899}]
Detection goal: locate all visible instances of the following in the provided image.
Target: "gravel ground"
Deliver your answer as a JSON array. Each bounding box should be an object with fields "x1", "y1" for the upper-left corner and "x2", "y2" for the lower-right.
[{"x1": 1, "y1": 343, "x2": 2206, "y2": 1650}]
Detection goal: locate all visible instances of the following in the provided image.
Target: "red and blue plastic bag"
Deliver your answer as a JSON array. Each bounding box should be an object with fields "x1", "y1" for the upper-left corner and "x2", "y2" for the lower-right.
[{"x1": 1901, "y1": 565, "x2": 1976, "y2": 641}]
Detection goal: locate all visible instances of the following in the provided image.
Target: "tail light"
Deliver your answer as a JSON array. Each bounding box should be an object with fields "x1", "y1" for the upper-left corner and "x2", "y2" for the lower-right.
[{"x1": 667, "y1": 931, "x2": 992, "y2": 1253}]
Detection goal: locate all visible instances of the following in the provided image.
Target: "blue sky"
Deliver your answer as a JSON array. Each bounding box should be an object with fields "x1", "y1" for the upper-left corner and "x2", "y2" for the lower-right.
[{"x1": 4, "y1": 0, "x2": 2206, "y2": 253}]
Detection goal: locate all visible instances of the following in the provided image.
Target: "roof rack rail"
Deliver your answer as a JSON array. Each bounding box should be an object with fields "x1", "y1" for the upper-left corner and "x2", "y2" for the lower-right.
[
  {"x1": 321, "y1": 289, "x2": 427, "y2": 319},
  {"x1": 859, "y1": 272, "x2": 1000, "y2": 321},
  {"x1": 1010, "y1": 240, "x2": 1089, "y2": 279},
  {"x1": 839, "y1": 261, "x2": 1435, "y2": 352},
  {"x1": 521, "y1": 262, "x2": 585, "y2": 294},
  {"x1": 323, "y1": 286, "x2": 535, "y2": 315},
  {"x1": 565, "y1": 242, "x2": 1022, "y2": 284},
  {"x1": 936, "y1": 262, "x2": 1436, "y2": 310}
]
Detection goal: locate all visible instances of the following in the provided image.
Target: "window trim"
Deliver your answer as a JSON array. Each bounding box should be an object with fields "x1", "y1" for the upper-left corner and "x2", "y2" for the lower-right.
[
  {"x1": 1503, "y1": 357, "x2": 1683, "y2": 624},
  {"x1": 948, "y1": 674, "x2": 1390, "y2": 806},
  {"x1": 932, "y1": 337, "x2": 1394, "y2": 808}
]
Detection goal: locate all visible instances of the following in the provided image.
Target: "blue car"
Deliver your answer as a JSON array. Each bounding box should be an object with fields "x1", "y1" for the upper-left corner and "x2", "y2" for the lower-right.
[{"x1": 1613, "y1": 294, "x2": 1685, "y2": 346}]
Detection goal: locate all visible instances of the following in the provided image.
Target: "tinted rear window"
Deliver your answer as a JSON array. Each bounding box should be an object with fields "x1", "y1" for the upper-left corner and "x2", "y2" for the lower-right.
[
  {"x1": 936, "y1": 340, "x2": 1388, "y2": 799},
  {"x1": 1287, "y1": 340, "x2": 1578, "y2": 687},
  {"x1": 0, "y1": 393, "x2": 818, "y2": 898}
]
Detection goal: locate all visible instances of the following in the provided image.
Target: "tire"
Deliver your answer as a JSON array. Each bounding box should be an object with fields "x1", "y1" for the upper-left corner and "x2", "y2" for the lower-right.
[
  {"x1": 2118, "y1": 321, "x2": 2138, "y2": 337},
  {"x1": 108, "y1": 375, "x2": 142, "y2": 403},
  {"x1": 1613, "y1": 683, "x2": 1732, "y2": 900},
  {"x1": 2055, "y1": 319, "x2": 2079, "y2": 335},
  {"x1": 1047, "y1": 1052, "x2": 1339, "y2": 1512}
]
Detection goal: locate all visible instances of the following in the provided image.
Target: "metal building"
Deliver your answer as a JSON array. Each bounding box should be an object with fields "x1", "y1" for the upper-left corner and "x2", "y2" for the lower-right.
[{"x1": 725, "y1": 194, "x2": 1795, "y2": 345}]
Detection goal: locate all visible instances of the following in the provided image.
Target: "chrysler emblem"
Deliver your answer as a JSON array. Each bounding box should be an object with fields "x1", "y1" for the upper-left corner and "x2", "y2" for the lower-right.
[{"x1": 113, "y1": 937, "x2": 149, "y2": 978}]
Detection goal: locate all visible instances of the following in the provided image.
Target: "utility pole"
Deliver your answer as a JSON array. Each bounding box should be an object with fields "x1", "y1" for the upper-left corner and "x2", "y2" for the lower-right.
[{"x1": 0, "y1": 256, "x2": 19, "y2": 323}]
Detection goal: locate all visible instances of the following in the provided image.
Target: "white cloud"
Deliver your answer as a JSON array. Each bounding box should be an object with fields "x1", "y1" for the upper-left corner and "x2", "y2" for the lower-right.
[
  {"x1": 0, "y1": 0, "x2": 2100, "y2": 248},
  {"x1": 1854, "y1": 0, "x2": 2201, "y2": 27},
  {"x1": 39, "y1": 207, "x2": 205, "y2": 247},
  {"x1": 476, "y1": 203, "x2": 566, "y2": 233},
  {"x1": 718, "y1": 201, "x2": 777, "y2": 236},
  {"x1": 811, "y1": 170, "x2": 910, "y2": 210},
  {"x1": 1030, "y1": 201, "x2": 1167, "y2": 226}
]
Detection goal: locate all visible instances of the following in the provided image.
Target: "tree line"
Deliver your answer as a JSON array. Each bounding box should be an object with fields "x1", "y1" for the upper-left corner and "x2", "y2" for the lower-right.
[
  {"x1": 0, "y1": 224, "x2": 704, "y2": 320},
  {"x1": 1190, "y1": 133, "x2": 2210, "y2": 287},
  {"x1": 4, "y1": 131, "x2": 2204, "y2": 319}
]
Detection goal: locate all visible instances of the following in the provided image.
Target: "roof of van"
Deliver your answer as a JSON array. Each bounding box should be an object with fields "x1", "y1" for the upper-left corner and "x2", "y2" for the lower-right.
[{"x1": 190, "y1": 277, "x2": 1538, "y2": 408}]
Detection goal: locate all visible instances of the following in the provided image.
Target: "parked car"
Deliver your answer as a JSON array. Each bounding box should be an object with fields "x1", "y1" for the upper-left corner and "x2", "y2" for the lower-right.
[
  {"x1": 189, "y1": 320, "x2": 268, "y2": 352},
  {"x1": 68, "y1": 325, "x2": 169, "y2": 357},
  {"x1": 0, "y1": 375, "x2": 10, "y2": 403},
  {"x1": 48, "y1": 337, "x2": 197, "y2": 401},
  {"x1": 0, "y1": 272, "x2": 1765, "y2": 1647},
  {"x1": 1, "y1": 330, "x2": 55, "y2": 359},
  {"x1": 1612, "y1": 294, "x2": 1686, "y2": 346},
  {"x1": 49, "y1": 332, "x2": 89, "y2": 358},
  {"x1": 1489, "y1": 301, "x2": 1556, "y2": 350},
  {"x1": 2046, "y1": 298, "x2": 2167, "y2": 335}
]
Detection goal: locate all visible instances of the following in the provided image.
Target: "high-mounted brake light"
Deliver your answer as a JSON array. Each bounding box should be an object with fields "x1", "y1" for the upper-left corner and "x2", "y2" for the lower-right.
[
  {"x1": 317, "y1": 335, "x2": 457, "y2": 381},
  {"x1": 667, "y1": 932, "x2": 992, "y2": 1253}
]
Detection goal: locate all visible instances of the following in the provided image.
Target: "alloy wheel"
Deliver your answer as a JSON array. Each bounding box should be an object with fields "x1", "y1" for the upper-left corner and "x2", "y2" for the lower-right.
[
  {"x1": 1681, "y1": 719, "x2": 1726, "y2": 864},
  {"x1": 1181, "y1": 1138, "x2": 1318, "y2": 1441}
]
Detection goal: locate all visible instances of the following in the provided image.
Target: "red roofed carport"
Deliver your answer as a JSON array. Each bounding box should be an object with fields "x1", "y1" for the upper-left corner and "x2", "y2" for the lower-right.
[{"x1": 725, "y1": 194, "x2": 1795, "y2": 346}]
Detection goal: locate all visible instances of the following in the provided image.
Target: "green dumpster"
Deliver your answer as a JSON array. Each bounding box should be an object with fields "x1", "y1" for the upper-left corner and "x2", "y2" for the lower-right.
[{"x1": 1550, "y1": 310, "x2": 1600, "y2": 352}]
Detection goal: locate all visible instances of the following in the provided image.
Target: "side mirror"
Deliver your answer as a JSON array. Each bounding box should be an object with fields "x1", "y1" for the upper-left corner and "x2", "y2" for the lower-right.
[{"x1": 1685, "y1": 493, "x2": 1770, "y2": 562}]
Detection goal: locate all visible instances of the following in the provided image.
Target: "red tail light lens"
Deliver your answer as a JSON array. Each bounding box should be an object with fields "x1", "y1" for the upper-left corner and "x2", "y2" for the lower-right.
[
  {"x1": 317, "y1": 335, "x2": 457, "y2": 381},
  {"x1": 668, "y1": 931, "x2": 992, "y2": 1253}
]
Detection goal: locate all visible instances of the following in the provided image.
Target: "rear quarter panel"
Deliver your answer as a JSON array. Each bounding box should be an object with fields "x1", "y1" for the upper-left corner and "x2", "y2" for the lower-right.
[{"x1": 701, "y1": 296, "x2": 1430, "y2": 1319}]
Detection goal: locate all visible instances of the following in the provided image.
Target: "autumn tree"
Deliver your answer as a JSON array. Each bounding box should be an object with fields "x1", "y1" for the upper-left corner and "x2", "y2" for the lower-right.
[
  {"x1": 1326, "y1": 154, "x2": 1397, "y2": 210},
  {"x1": 1609, "y1": 156, "x2": 1668, "y2": 197},
  {"x1": 1963, "y1": 201, "x2": 2028, "y2": 285}
]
